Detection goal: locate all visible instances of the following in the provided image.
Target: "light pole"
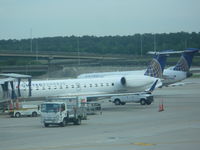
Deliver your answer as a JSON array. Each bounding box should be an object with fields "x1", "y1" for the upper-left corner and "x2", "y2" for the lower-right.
[
  {"x1": 30, "y1": 28, "x2": 33, "y2": 53},
  {"x1": 154, "y1": 34, "x2": 157, "y2": 52},
  {"x1": 140, "y1": 34, "x2": 143, "y2": 56},
  {"x1": 77, "y1": 37, "x2": 80, "y2": 65}
]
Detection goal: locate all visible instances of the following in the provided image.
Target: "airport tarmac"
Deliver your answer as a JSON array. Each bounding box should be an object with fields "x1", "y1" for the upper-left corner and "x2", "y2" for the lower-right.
[{"x1": 0, "y1": 78, "x2": 200, "y2": 150}]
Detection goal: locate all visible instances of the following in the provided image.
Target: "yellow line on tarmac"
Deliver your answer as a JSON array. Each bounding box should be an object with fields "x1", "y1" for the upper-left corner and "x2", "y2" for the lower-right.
[{"x1": 132, "y1": 142, "x2": 156, "y2": 146}]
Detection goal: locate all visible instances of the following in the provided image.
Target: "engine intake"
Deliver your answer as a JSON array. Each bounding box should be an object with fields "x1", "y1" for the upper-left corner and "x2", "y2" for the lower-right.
[
  {"x1": 120, "y1": 77, "x2": 126, "y2": 85},
  {"x1": 120, "y1": 75, "x2": 155, "y2": 89}
]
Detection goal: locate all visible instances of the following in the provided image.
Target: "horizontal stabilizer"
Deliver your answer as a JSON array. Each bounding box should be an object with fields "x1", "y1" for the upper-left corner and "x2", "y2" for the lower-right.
[{"x1": 148, "y1": 50, "x2": 183, "y2": 55}]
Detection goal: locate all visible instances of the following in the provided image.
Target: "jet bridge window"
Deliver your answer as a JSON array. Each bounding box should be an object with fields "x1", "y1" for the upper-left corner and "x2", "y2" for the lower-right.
[
  {"x1": 95, "y1": 84, "x2": 98, "y2": 87},
  {"x1": 66, "y1": 85, "x2": 68, "y2": 89},
  {"x1": 71, "y1": 85, "x2": 74, "y2": 88},
  {"x1": 90, "y1": 84, "x2": 92, "y2": 87},
  {"x1": 112, "y1": 83, "x2": 114, "y2": 86},
  {"x1": 106, "y1": 83, "x2": 109, "y2": 86},
  {"x1": 101, "y1": 83, "x2": 104, "y2": 87}
]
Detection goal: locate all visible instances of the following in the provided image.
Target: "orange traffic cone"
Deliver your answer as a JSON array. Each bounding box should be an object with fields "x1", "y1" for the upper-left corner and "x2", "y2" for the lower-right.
[{"x1": 158, "y1": 100, "x2": 164, "y2": 112}]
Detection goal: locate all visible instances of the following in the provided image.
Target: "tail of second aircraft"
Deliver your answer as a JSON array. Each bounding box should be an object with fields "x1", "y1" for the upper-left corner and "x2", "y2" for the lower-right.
[{"x1": 173, "y1": 48, "x2": 199, "y2": 72}]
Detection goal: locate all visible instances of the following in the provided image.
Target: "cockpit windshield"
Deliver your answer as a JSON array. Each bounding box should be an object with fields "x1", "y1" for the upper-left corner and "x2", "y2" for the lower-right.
[{"x1": 41, "y1": 104, "x2": 60, "y2": 113}]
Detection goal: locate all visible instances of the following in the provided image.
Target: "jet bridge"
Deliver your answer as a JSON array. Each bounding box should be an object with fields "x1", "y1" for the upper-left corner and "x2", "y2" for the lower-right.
[{"x1": 0, "y1": 73, "x2": 32, "y2": 100}]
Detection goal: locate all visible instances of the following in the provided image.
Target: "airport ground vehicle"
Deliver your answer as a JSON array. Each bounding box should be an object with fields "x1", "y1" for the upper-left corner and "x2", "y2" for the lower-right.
[
  {"x1": 110, "y1": 93, "x2": 154, "y2": 105},
  {"x1": 41, "y1": 97, "x2": 87, "y2": 127},
  {"x1": 86, "y1": 102, "x2": 101, "y2": 115},
  {"x1": 8, "y1": 104, "x2": 40, "y2": 118}
]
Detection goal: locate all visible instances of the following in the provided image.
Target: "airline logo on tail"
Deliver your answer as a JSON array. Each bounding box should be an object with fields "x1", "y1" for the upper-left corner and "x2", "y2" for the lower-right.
[
  {"x1": 144, "y1": 58, "x2": 163, "y2": 78},
  {"x1": 173, "y1": 56, "x2": 189, "y2": 72},
  {"x1": 173, "y1": 48, "x2": 199, "y2": 72},
  {"x1": 144, "y1": 53, "x2": 168, "y2": 78}
]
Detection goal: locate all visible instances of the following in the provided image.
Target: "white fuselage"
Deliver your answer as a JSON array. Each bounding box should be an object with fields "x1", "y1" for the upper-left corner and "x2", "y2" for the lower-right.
[
  {"x1": 15, "y1": 75, "x2": 156, "y2": 98},
  {"x1": 78, "y1": 68, "x2": 188, "y2": 86},
  {"x1": 78, "y1": 70, "x2": 145, "y2": 79},
  {"x1": 162, "y1": 68, "x2": 187, "y2": 86}
]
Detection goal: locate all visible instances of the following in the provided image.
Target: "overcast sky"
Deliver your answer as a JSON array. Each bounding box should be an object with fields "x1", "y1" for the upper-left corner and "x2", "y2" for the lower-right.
[{"x1": 0, "y1": 0, "x2": 200, "y2": 39}]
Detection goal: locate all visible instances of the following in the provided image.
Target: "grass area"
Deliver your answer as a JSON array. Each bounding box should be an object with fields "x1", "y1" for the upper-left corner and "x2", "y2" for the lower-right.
[{"x1": 191, "y1": 74, "x2": 200, "y2": 78}]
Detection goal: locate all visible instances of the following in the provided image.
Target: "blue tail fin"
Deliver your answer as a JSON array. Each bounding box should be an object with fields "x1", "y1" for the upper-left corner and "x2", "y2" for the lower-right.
[
  {"x1": 147, "y1": 79, "x2": 159, "y2": 93},
  {"x1": 173, "y1": 48, "x2": 199, "y2": 72},
  {"x1": 144, "y1": 50, "x2": 170, "y2": 78}
]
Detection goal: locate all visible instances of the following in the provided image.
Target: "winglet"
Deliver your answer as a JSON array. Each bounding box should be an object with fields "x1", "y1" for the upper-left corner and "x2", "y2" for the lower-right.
[{"x1": 145, "y1": 79, "x2": 159, "y2": 93}]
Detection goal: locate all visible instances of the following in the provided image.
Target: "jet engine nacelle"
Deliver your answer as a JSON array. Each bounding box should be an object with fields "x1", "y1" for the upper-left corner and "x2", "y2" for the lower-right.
[{"x1": 120, "y1": 75, "x2": 156, "y2": 88}]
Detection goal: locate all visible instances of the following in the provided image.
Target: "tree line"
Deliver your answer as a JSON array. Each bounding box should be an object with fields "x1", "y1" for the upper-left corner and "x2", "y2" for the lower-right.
[{"x1": 0, "y1": 32, "x2": 200, "y2": 55}]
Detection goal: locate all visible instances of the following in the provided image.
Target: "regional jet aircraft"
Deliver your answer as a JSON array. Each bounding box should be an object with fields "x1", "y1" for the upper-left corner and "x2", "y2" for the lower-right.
[
  {"x1": 78, "y1": 48, "x2": 199, "y2": 86},
  {"x1": 0, "y1": 74, "x2": 157, "y2": 99},
  {"x1": 162, "y1": 48, "x2": 199, "y2": 86}
]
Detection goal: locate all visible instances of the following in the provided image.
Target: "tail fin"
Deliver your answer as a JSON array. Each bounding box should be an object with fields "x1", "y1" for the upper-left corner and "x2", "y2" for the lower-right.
[
  {"x1": 173, "y1": 48, "x2": 199, "y2": 72},
  {"x1": 144, "y1": 50, "x2": 170, "y2": 78},
  {"x1": 147, "y1": 79, "x2": 159, "y2": 93}
]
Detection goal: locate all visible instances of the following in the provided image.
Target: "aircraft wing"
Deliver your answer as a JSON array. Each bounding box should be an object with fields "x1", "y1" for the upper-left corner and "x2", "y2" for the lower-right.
[
  {"x1": 168, "y1": 80, "x2": 200, "y2": 87},
  {"x1": 45, "y1": 92, "x2": 149, "y2": 102}
]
